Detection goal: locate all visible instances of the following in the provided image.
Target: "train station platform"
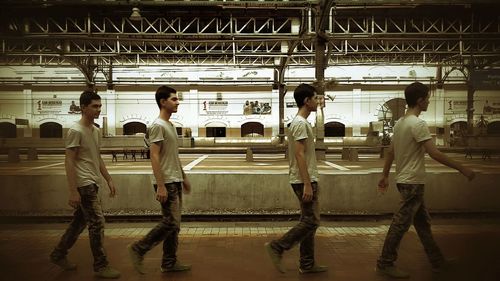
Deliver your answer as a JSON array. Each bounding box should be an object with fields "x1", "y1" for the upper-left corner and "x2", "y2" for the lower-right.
[{"x1": 0, "y1": 219, "x2": 499, "y2": 281}]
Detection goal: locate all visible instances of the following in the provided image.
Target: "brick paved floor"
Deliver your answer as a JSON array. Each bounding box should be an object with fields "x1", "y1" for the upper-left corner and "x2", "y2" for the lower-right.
[{"x1": 1, "y1": 220, "x2": 499, "y2": 281}]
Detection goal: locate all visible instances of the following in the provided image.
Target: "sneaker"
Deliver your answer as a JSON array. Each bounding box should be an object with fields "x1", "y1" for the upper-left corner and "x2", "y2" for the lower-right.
[
  {"x1": 160, "y1": 263, "x2": 192, "y2": 273},
  {"x1": 127, "y1": 243, "x2": 145, "y2": 274},
  {"x1": 264, "y1": 242, "x2": 285, "y2": 273},
  {"x1": 299, "y1": 265, "x2": 328, "y2": 274},
  {"x1": 50, "y1": 257, "x2": 77, "y2": 271},
  {"x1": 94, "y1": 266, "x2": 121, "y2": 279},
  {"x1": 376, "y1": 266, "x2": 410, "y2": 279},
  {"x1": 432, "y1": 258, "x2": 458, "y2": 273}
]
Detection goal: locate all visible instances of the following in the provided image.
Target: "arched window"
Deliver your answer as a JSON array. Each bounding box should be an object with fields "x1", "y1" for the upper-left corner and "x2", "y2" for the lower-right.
[
  {"x1": 325, "y1": 121, "x2": 345, "y2": 137},
  {"x1": 123, "y1": 122, "x2": 146, "y2": 135},
  {"x1": 384, "y1": 98, "x2": 407, "y2": 125},
  {"x1": 40, "y1": 122, "x2": 62, "y2": 138},
  {"x1": 0, "y1": 122, "x2": 16, "y2": 138},
  {"x1": 241, "y1": 122, "x2": 264, "y2": 137},
  {"x1": 487, "y1": 121, "x2": 500, "y2": 135}
]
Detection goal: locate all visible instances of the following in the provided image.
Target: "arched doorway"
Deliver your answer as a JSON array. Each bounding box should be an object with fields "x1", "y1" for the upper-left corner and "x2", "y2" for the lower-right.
[
  {"x1": 450, "y1": 121, "x2": 468, "y2": 137},
  {"x1": 0, "y1": 122, "x2": 16, "y2": 138},
  {"x1": 40, "y1": 122, "x2": 62, "y2": 138},
  {"x1": 325, "y1": 121, "x2": 345, "y2": 137},
  {"x1": 123, "y1": 122, "x2": 146, "y2": 135},
  {"x1": 449, "y1": 121, "x2": 468, "y2": 146},
  {"x1": 206, "y1": 121, "x2": 226, "y2": 137},
  {"x1": 241, "y1": 122, "x2": 264, "y2": 137},
  {"x1": 487, "y1": 121, "x2": 500, "y2": 135},
  {"x1": 171, "y1": 122, "x2": 183, "y2": 136}
]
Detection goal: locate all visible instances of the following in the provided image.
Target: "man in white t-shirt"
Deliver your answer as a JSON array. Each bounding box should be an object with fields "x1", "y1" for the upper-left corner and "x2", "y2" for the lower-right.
[
  {"x1": 376, "y1": 82, "x2": 475, "y2": 278},
  {"x1": 265, "y1": 83, "x2": 327, "y2": 274},
  {"x1": 50, "y1": 91, "x2": 120, "y2": 279},
  {"x1": 128, "y1": 86, "x2": 192, "y2": 275}
]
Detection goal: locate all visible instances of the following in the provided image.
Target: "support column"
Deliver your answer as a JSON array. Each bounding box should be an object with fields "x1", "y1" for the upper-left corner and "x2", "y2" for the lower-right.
[
  {"x1": 314, "y1": 0, "x2": 330, "y2": 161},
  {"x1": 434, "y1": 88, "x2": 445, "y2": 146},
  {"x1": 466, "y1": 81, "x2": 475, "y2": 136},
  {"x1": 23, "y1": 87, "x2": 32, "y2": 137},
  {"x1": 189, "y1": 89, "x2": 199, "y2": 137},
  {"x1": 315, "y1": 38, "x2": 326, "y2": 160},
  {"x1": 352, "y1": 89, "x2": 362, "y2": 136},
  {"x1": 271, "y1": 87, "x2": 280, "y2": 137},
  {"x1": 104, "y1": 89, "x2": 116, "y2": 136},
  {"x1": 274, "y1": 68, "x2": 286, "y2": 144}
]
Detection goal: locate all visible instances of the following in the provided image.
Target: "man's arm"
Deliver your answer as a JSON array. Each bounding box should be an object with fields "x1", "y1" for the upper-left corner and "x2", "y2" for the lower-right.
[
  {"x1": 65, "y1": 147, "x2": 80, "y2": 208},
  {"x1": 181, "y1": 169, "x2": 191, "y2": 194},
  {"x1": 150, "y1": 142, "x2": 168, "y2": 203},
  {"x1": 295, "y1": 139, "x2": 313, "y2": 202},
  {"x1": 422, "y1": 140, "x2": 475, "y2": 180},
  {"x1": 99, "y1": 156, "x2": 116, "y2": 197},
  {"x1": 378, "y1": 142, "x2": 394, "y2": 192}
]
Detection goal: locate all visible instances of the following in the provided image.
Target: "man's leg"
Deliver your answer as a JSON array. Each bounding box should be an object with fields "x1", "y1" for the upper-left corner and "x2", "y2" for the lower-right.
[
  {"x1": 298, "y1": 182, "x2": 323, "y2": 272},
  {"x1": 133, "y1": 184, "x2": 179, "y2": 256},
  {"x1": 271, "y1": 183, "x2": 319, "y2": 253},
  {"x1": 78, "y1": 184, "x2": 114, "y2": 274},
  {"x1": 161, "y1": 183, "x2": 190, "y2": 271},
  {"x1": 413, "y1": 199, "x2": 445, "y2": 268},
  {"x1": 50, "y1": 204, "x2": 87, "y2": 270},
  {"x1": 267, "y1": 183, "x2": 320, "y2": 273},
  {"x1": 376, "y1": 184, "x2": 423, "y2": 278},
  {"x1": 160, "y1": 183, "x2": 190, "y2": 272}
]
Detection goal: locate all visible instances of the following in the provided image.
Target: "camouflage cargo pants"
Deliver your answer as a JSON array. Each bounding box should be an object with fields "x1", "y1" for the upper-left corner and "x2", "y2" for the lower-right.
[
  {"x1": 377, "y1": 183, "x2": 444, "y2": 268},
  {"x1": 50, "y1": 184, "x2": 109, "y2": 272},
  {"x1": 133, "y1": 182, "x2": 182, "y2": 268}
]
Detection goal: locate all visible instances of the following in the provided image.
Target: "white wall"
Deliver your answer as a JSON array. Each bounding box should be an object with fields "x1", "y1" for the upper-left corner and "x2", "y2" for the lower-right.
[{"x1": 1, "y1": 65, "x2": 500, "y2": 137}]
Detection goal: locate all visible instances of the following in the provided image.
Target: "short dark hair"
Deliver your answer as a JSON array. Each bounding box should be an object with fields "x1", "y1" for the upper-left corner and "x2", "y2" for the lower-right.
[
  {"x1": 294, "y1": 83, "x2": 316, "y2": 108},
  {"x1": 80, "y1": 90, "x2": 101, "y2": 107},
  {"x1": 155, "y1": 86, "x2": 177, "y2": 108},
  {"x1": 404, "y1": 82, "x2": 429, "y2": 107}
]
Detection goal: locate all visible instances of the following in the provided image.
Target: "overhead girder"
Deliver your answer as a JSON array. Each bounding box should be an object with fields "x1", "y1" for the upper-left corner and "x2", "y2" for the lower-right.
[
  {"x1": 8, "y1": 16, "x2": 299, "y2": 36},
  {"x1": 1, "y1": 4, "x2": 500, "y2": 67}
]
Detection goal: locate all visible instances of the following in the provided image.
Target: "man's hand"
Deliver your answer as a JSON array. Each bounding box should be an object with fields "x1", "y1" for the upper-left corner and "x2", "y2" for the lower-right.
[
  {"x1": 68, "y1": 191, "x2": 80, "y2": 209},
  {"x1": 156, "y1": 185, "x2": 168, "y2": 203},
  {"x1": 302, "y1": 182, "x2": 313, "y2": 202},
  {"x1": 378, "y1": 176, "x2": 389, "y2": 193},
  {"x1": 107, "y1": 180, "x2": 117, "y2": 198},
  {"x1": 183, "y1": 177, "x2": 191, "y2": 194},
  {"x1": 460, "y1": 166, "x2": 476, "y2": 181}
]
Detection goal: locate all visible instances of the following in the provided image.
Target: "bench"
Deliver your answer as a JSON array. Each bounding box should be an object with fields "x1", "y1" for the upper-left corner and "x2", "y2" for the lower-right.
[
  {"x1": 1, "y1": 137, "x2": 148, "y2": 163},
  {"x1": 245, "y1": 146, "x2": 288, "y2": 162},
  {"x1": 0, "y1": 138, "x2": 65, "y2": 162},
  {"x1": 101, "y1": 147, "x2": 148, "y2": 162},
  {"x1": 340, "y1": 146, "x2": 387, "y2": 161},
  {"x1": 464, "y1": 147, "x2": 500, "y2": 160},
  {"x1": 341, "y1": 147, "x2": 360, "y2": 161},
  {"x1": 463, "y1": 136, "x2": 500, "y2": 160}
]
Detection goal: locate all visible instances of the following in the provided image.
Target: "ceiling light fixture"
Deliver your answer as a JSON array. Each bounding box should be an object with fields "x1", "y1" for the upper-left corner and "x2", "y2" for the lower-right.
[{"x1": 129, "y1": 7, "x2": 142, "y2": 21}]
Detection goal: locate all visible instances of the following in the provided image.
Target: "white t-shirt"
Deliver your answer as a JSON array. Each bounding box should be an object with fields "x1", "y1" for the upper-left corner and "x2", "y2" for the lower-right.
[
  {"x1": 393, "y1": 115, "x2": 432, "y2": 184},
  {"x1": 148, "y1": 118, "x2": 183, "y2": 184},
  {"x1": 288, "y1": 115, "x2": 319, "y2": 184},
  {"x1": 65, "y1": 122, "x2": 102, "y2": 188}
]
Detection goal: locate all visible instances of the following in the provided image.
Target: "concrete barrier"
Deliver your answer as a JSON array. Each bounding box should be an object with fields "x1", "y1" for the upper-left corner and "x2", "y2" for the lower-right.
[{"x1": 0, "y1": 171, "x2": 498, "y2": 216}]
